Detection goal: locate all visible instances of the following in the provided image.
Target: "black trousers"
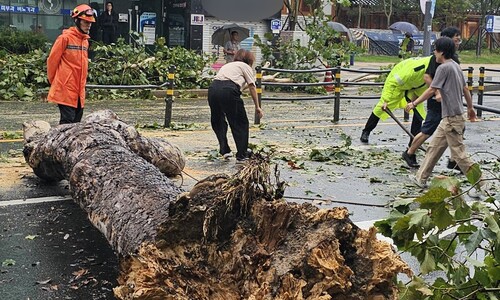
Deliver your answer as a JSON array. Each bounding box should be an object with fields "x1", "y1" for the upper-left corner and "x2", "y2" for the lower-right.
[
  {"x1": 58, "y1": 98, "x2": 83, "y2": 124},
  {"x1": 102, "y1": 30, "x2": 116, "y2": 45},
  {"x1": 363, "y1": 110, "x2": 423, "y2": 147},
  {"x1": 208, "y1": 80, "x2": 249, "y2": 159}
]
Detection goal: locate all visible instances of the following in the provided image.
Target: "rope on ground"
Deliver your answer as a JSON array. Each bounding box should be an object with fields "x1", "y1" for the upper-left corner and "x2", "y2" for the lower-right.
[{"x1": 284, "y1": 195, "x2": 387, "y2": 208}]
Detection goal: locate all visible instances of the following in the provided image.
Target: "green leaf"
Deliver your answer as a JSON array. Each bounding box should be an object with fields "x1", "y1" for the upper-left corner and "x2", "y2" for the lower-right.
[
  {"x1": 473, "y1": 266, "x2": 491, "y2": 286},
  {"x1": 2, "y1": 259, "x2": 16, "y2": 266},
  {"x1": 485, "y1": 256, "x2": 500, "y2": 281},
  {"x1": 408, "y1": 209, "x2": 429, "y2": 227},
  {"x1": 456, "y1": 223, "x2": 478, "y2": 243},
  {"x1": 432, "y1": 202, "x2": 454, "y2": 230},
  {"x1": 451, "y1": 266, "x2": 469, "y2": 285},
  {"x1": 391, "y1": 198, "x2": 414, "y2": 209},
  {"x1": 464, "y1": 229, "x2": 483, "y2": 255},
  {"x1": 420, "y1": 250, "x2": 436, "y2": 274},
  {"x1": 453, "y1": 197, "x2": 472, "y2": 220},
  {"x1": 374, "y1": 219, "x2": 392, "y2": 237},
  {"x1": 484, "y1": 215, "x2": 500, "y2": 240},
  {"x1": 369, "y1": 177, "x2": 383, "y2": 183},
  {"x1": 416, "y1": 187, "x2": 451, "y2": 208},
  {"x1": 407, "y1": 209, "x2": 432, "y2": 240},
  {"x1": 438, "y1": 238, "x2": 457, "y2": 257},
  {"x1": 466, "y1": 163, "x2": 482, "y2": 187},
  {"x1": 487, "y1": 292, "x2": 499, "y2": 300}
]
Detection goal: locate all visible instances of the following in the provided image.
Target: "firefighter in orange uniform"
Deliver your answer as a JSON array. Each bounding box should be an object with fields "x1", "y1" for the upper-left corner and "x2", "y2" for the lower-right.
[{"x1": 47, "y1": 4, "x2": 96, "y2": 124}]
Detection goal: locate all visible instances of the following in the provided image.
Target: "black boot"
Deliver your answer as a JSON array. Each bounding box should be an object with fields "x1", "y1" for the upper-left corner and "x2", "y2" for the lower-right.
[
  {"x1": 360, "y1": 130, "x2": 370, "y2": 143},
  {"x1": 402, "y1": 150, "x2": 419, "y2": 168},
  {"x1": 447, "y1": 159, "x2": 462, "y2": 173}
]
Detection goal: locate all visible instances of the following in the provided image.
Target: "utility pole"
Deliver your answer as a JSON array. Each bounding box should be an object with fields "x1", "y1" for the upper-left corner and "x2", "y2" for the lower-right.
[{"x1": 422, "y1": 0, "x2": 432, "y2": 56}]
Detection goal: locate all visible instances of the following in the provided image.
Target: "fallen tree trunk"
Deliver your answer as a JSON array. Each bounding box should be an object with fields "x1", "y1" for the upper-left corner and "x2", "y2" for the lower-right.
[
  {"x1": 23, "y1": 110, "x2": 185, "y2": 253},
  {"x1": 23, "y1": 110, "x2": 411, "y2": 299}
]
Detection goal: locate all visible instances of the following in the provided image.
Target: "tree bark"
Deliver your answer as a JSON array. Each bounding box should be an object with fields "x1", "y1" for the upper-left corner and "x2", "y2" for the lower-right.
[
  {"x1": 23, "y1": 110, "x2": 185, "y2": 253},
  {"x1": 23, "y1": 110, "x2": 411, "y2": 299}
]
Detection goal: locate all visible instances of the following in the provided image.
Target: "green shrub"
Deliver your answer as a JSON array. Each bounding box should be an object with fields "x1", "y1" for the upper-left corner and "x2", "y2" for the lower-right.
[
  {"x1": 0, "y1": 49, "x2": 49, "y2": 101},
  {"x1": 0, "y1": 26, "x2": 49, "y2": 54},
  {"x1": 88, "y1": 37, "x2": 216, "y2": 99},
  {"x1": 0, "y1": 34, "x2": 216, "y2": 101}
]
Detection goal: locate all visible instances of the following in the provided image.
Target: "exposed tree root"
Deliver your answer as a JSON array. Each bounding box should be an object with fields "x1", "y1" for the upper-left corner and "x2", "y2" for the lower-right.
[{"x1": 115, "y1": 155, "x2": 411, "y2": 299}]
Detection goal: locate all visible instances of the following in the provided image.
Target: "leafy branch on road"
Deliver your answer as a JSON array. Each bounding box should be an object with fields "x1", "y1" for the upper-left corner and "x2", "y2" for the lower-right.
[{"x1": 375, "y1": 156, "x2": 500, "y2": 299}]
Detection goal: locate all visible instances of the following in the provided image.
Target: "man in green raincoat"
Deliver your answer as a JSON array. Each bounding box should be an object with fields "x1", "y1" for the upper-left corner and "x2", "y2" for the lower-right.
[{"x1": 360, "y1": 56, "x2": 431, "y2": 146}]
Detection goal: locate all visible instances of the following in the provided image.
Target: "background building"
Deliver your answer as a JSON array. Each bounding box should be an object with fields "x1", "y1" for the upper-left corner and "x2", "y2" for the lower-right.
[{"x1": 0, "y1": 1, "x2": 279, "y2": 49}]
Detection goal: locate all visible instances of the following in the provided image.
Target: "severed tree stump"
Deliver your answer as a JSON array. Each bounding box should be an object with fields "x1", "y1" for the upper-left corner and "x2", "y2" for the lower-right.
[{"x1": 23, "y1": 110, "x2": 411, "y2": 299}]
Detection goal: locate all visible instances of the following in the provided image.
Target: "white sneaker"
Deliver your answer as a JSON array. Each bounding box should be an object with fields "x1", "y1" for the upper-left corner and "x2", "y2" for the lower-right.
[
  {"x1": 468, "y1": 181, "x2": 492, "y2": 199},
  {"x1": 409, "y1": 174, "x2": 427, "y2": 188},
  {"x1": 468, "y1": 188, "x2": 483, "y2": 199},
  {"x1": 222, "y1": 152, "x2": 233, "y2": 160}
]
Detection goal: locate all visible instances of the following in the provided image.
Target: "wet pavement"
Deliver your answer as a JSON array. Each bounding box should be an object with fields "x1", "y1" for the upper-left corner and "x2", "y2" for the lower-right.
[
  {"x1": 0, "y1": 199, "x2": 118, "y2": 300},
  {"x1": 1, "y1": 63, "x2": 499, "y2": 299}
]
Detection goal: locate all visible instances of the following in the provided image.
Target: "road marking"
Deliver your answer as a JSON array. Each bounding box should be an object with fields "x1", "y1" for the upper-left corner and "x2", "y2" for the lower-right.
[{"x1": 0, "y1": 195, "x2": 72, "y2": 207}]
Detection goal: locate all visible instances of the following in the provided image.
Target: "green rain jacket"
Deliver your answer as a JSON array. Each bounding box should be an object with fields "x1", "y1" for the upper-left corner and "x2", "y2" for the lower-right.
[{"x1": 373, "y1": 56, "x2": 431, "y2": 120}]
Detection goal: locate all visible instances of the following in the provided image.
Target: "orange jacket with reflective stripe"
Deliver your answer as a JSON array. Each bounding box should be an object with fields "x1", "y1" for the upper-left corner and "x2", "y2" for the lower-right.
[{"x1": 47, "y1": 27, "x2": 90, "y2": 108}]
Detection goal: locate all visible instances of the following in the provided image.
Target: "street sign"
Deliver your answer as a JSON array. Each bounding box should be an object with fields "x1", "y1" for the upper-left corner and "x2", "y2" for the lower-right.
[
  {"x1": 420, "y1": 0, "x2": 436, "y2": 18},
  {"x1": 271, "y1": 19, "x2": 281, "y2": 33},
  {"x1": 485, "y1": 15, "x2": 500, "y2": 33},
  {"x1": 139, "y1": 12, "x2": 156, "y2": 45},
  {"x1": 191, "y1": 14, "x2": 204, "y2": 25}
]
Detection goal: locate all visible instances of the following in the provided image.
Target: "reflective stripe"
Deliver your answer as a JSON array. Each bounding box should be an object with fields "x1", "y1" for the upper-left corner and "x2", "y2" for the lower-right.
[
  {"x1": 67, "y1": 45, "x2": 87, "y2": 51},
  {"x1": 394, "y1": 74, "x2": 404, "y2": 85}
]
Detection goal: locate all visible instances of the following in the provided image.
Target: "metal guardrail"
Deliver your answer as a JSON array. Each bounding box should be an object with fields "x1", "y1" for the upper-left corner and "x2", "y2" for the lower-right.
[
  {"x1": 84, "y1": 64, "x2": 499, "y2": 127},
  {"x1": 477, "y1": 67, "x2": 500, "y2": 118},
  {"x1": 256, "y1": 66, "x2": 389, "y2": 124},
  {"x1": 256, "y1": 65, "x2": 499, "y2": 124},
  {"x1": 86, "y1": 65, "x2": 176, "y2": 128}
]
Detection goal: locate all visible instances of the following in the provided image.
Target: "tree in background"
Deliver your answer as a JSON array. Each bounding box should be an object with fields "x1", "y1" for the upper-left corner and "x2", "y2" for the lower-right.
[
  {"x1": 255, "y1": 1, "x2": 358, "y2": 93},
  {"x1": 283, "y1": 0, "x2": 351, "y2": 31}
]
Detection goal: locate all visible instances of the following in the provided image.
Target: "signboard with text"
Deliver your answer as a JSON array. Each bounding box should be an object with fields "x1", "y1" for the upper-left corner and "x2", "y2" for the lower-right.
[
  {"x1": 0, "y1": 5, "x2": 38, "y2": 13},
  {"x1": 271, "y1": 19, "x2": 281, "y2": 33},
  {"x1": 191, "y1": 14, "x2": 204, "y2": 25},
  {"x1": 140, "y1": 12, "x2": 156, "y2": 45},
  {"x1": 485, "y1": 15, "x2": 500, "y2": 33}
]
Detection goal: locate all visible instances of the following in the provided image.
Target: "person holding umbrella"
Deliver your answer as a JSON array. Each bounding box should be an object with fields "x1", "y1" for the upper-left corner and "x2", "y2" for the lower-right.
[
  {"x1": 399, "y1": 32, "x2": 414, "y2": 58},
  {"x1": 208, "y1": 49, "x2": 263, "y2": 163},
  {"x1": 212, "y1": 24, "x2": 249, "y2": 63},
  {"x1": 223, "y1": 31, "x2": 241, "y2": 63}
]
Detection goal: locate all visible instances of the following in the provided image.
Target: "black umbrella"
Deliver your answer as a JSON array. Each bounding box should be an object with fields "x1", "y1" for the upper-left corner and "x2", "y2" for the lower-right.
[
  {"x1": 211, "y1": 24, "x2": 250, "y2": 47},
  {"x1": 389, "y1": 22, "x2": 419, "y2": 35}
]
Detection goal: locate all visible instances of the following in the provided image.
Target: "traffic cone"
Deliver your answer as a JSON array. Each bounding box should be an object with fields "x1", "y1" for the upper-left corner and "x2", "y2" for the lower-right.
[{"x1": 324, "y1": 66, "x2": 334, "y2": 92}]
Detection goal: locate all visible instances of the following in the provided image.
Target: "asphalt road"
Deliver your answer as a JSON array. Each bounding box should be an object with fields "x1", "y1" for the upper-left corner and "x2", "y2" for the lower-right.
[{"x1": 1, "y1": 65, "x2": 499, "y2": 299}]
